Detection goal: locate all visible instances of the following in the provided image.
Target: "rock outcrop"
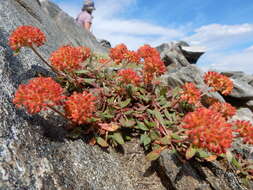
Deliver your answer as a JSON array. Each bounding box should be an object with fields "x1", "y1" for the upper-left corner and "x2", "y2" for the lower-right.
[{"x1": 156, "y1": 41, "x2": 205, "y2": 71}]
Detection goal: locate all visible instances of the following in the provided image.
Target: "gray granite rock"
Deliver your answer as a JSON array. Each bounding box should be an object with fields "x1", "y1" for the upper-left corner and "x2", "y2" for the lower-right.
[
  {"x1": 158, "y1": 150, "x2": 247, "y2": 190},
  {"x1": 0, "y1": 0, "x2": 133, "y2": 189},
  {"x1": 231, "y1": 108, "x2": 253, "y2": 124},
  {"x1": 221, "y1": 71, "x2": 253, "y2": 87},
  {"x1": 246, "y1": 100, "x2": 253, "y2": 109},
  {"x1": 156, "y1": 41, "x2": 205, "y2": 71},
  {"x1": 229, "y1": 79, "x2": 253, "y2": 100}
]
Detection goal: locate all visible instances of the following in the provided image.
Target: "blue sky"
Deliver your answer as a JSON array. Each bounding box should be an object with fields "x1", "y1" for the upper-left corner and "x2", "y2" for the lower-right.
[{"x1": 52, "y1": 0, "x2": 253, "y2": 74}]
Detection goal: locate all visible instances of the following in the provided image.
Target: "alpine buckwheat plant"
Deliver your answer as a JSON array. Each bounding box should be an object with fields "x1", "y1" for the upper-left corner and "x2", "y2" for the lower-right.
[
  {"x1": 10, "y1": 25, "x2": 253, "y2": 184},
  {"x1": 64, "y1": 91, "x2": 96, "y2": 125},
  {"x1": 209, "y1": 102, "x2": 236, "y2": 120},
  {"x1": 50, "y1": 46, "x2": 86, "y2": 72},
  {"x1": 9, "y1": 25, "x2": 46, "y2": 51},
  {"x1": 204, "y1": 71, "x2": 233, "y2": 95},
  {"x1": 233, "y1": 120, "x2": 253, "y2": 145},
  {"x1": 179, "y1": 82, "x2": 202, "y2": 105},
  {"x1": 117, "y1": 69, "x2": 141, "y2": 86},
  {"x1": 182, "y1": 108, "x2": 233, "y2": 154},
  {"x1": 109, "y1": 43, "x2": 129, "y2": 65},
  {"x1": 13, "y1": 77, "x2": 65, "y2": 114}
]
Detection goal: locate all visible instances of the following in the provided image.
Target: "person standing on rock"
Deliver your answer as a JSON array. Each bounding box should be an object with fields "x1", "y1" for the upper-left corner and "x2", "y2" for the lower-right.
[{"x1": 76, "y1": 0, "x2": 95, "y2": 31}]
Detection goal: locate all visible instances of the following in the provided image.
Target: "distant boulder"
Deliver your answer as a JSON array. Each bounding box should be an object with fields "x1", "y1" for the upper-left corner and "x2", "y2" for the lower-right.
[{"x1": 156, "y1": 41, "x2": 205, "y2": 71}]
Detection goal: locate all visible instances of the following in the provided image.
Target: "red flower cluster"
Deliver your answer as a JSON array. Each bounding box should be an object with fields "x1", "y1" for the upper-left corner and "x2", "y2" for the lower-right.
[
  {"x1": 137, "y1": 45, "x2": 166, "y2": 83},
  {"x1": 50, "y1": 46, "x2": 85, "y2": 72},
  {"x1": 124, "y1": 50, "x2": 141, "y2": 64},
  {"x1": 76, "y1": 46, "x2": 91, "y2": 61},
  {"x1": 182, "y1": 108, "x2": 233, "y2": 154},
  {"x1": 137, "y1": 44, "x2": 160, "y2": 58},
  {"x1": 204, "y1": 71, "x2": 233, "y2": 95},
  {"x1": 109, "y1": 44, "x2": 128, "y2": 65},
  {"x1": 64, "y1": 91, "x2": 96, "y2": 124},
  {"x1": 209, "y1": 102, "x2": 236, "y2": 120},
  {"x1": 117, "y1": 69, "x2": 141, "y2": 85},
  {"x1": 233, "y1": 120, "x2": 253, "y2": 144},
  {"x1": 109, "y1": 44, "x2": 140, "y2": 65},
  {"x1": 9, "y1": 26, "x2": 46, "y2": 51},
  {"x1": 13, "y1": 77, "x2": 65, "y2": 114},
  {"x1": 98, "y1": 58, "x2": 111, "y2": 64},
  {"x1": 179, "y1": 83, "x2": 201, "y2": 105}
]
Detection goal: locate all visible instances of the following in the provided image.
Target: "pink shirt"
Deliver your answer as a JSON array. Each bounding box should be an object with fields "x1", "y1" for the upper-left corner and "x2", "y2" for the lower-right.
[{"x1": 76, "y1": 11, "x2": 93, "y2": 26}]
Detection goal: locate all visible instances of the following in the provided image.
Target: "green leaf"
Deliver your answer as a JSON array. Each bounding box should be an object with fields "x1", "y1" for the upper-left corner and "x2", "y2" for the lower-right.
[
  {"x1": 154, "y1": 109, "x2": 166, "y2": 126},
  {"x1": 112, "y1": 132, "x2": 125, "y2": 145},
  {"x1": 83, "y1": 78, "x2": 96, "y2": 85},
  {"x1": 147, "y1": 109, "x2": 154, "y2": 115},
  {"x1": 242, "y1": 177, "x2": 250, "y2": 187},
  {"x1": 140, "y1": 134, "x2": 152, "y2": 146},
  {"x1": 159, "y1": 135, "x2": 171, "y2": 145},
  {"x1": 160, "y1": 86, "x2": 168, "y2": 97},
  {"x1": 150, "y1": 130, "x2": 160, "y2": 140},
  {"x1": 171, "y1": 133, "x2": 181, "y2": 140},
  {"x1": 125, "y1": 135, "x2": 132, "y2": 141},
  {"x1": 146, "y1": 150, "x2": 161, "y2": 161},
  {"x1": 75, "y1": 70, "x2": 89, "y2": 74},
  {"x1": 231, "y1": 157, "x2": 241, "y2": 169},
  {"x1": 136, "y1": 121, "x2": 149, "y2": 131},
  {"x1": 172, "y1": 87, "x2": 182, "y2": 98},
  {"x1": 124, "y1": 110, "x2": 134, "y2": 115},
  {"x1": 140, "y1": 95, "x2": 150, "y2": 103},
  {"x1": 13, "y1": 48, "x2": 20, "y2": 56},
  {"x1": 96, "y1": 137, "x2": 109, "y2": 147},
  {"x1": 119, "y1": 98, "x2": 131, "y2": 108},
  {"x1": 144, "y1": 120, "x2": 155, "y2": 128},
  {"x1": 186, "y1": 146, "x2": 197, "y2": 160},
  {"x1": 197, "y1": 149, "x2": 209, "y2": 158},
  {"x1": 99, "y1": 110, "x2": 114, "y2": 119},
  {"x1": 119, "y1": 118, "x2": 136, "y2": 127},
  {"x1": 226, "y1": 151, "x2": 233, "y2": 163},
  {"x1": 164, "y1": 110, "x2": 171, "y2": 120}
]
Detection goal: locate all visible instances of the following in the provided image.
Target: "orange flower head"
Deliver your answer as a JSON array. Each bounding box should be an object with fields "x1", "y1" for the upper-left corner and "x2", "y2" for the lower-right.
[
  {"x1": 13, "y1": 77, "x2": 65, "y2": 114},
  {"x1": 124, "y1": 50, "x2": 141, "y2": 64},
  {"x1": 204, "y1": 71, "x2": 233, "y2": 95},
  {"x1": 98, "y1": 58, "x2": 111, "y2": 64},
  {"x1": 9, "y1": 25, "x2": 46, "y2": 51},
  {"x1": 64, "y1": 91, "x2": 96, "y2": 124},
  {"x1": 233, "y1": 120, "x2": 253, "y2": 145},
  {"x1": 137, "y1": 44, "x2": 160, "y2": 59},
  {"x1": 109, "y1": 44, "x2": 128, "y2": 64},
  {"x1": 117, "y1": 69, "x2": 141, "y2": 85},
  {"x1": 209, "y1": 102, "x2": 236, "y2": 120},
  {"x1": 50, "y1": 46, "x2": 84, "y2": 72},
  {"x1": 182, "y1": 108, "x2": 233, "y2": 154},
  {"x1": 180, "y1": 83, "x2": 202, "y2": 105},
  {"x1": 76, "y1": 46, "x2": 91, "y2": 62},
  {"x1": 143, "y1": 56, "x2": 166, "y2": 83}
]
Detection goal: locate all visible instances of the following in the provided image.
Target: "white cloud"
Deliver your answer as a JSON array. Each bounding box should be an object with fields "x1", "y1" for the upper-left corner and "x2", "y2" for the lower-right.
[
  {"x1": 185, "y1": 24, "x2": 253, "y2": 51},
  {"x1": 198, "y1": 49, "x2": 253, "y2": 74},
  {"x1": 245, "y1": 45, "x2": 253, "y2": 51}
]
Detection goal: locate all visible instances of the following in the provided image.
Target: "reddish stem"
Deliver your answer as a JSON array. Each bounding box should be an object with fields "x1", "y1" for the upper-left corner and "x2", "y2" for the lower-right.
[
  {"x1": 30, "y1": 46, "x2": 60, "y2": 76},
  {"x1": 47, "y1": 105, "x2": 76, "y2": 126}
]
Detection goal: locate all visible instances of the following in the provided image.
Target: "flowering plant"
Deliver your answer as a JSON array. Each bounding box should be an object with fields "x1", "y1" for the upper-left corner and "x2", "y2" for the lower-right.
[
  {"x1": 9, "y1": 25, "x2": 46, "y2": 51},
  {"x1": 10, "y1": 26, "x2": 253, "y2": 184},
  {"x1": 204, "y1": 71, "x2": 234, "y2": 95}
]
